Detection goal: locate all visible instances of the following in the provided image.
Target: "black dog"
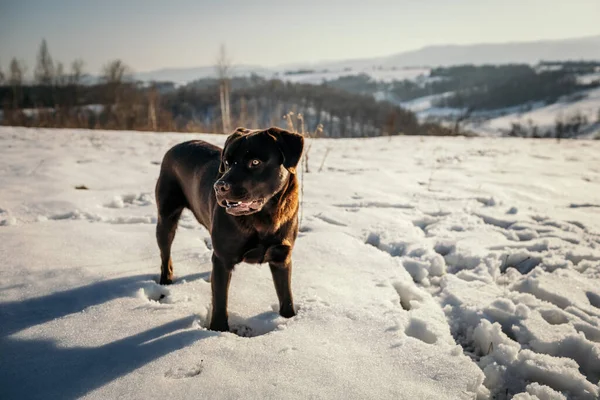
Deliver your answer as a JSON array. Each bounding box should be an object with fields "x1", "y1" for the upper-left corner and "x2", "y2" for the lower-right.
[{"x1": 155, "y1": 127, "x2": 304, "y2": 331}]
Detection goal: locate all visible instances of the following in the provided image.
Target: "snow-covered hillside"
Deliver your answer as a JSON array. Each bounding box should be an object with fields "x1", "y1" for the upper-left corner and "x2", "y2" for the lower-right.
[
  {"x1": 470, "y1": 88, "x2": 600, "y2": 138},
  {"x1": 392, "y1": 87, "x2": 600, "y2": 139},
  {"x1": 1, "y1": 128, "x2": 599, "y2": 399}
]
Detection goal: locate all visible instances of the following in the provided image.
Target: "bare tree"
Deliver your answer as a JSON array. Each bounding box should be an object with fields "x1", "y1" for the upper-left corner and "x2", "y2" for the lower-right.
[
  {"x1": 102, "y1": 59, "x2": 129, "y2": 84},
  {"x1": 9, "y1": 58, "x2": 26, "y2": 109},
  {"x1": 68, "y1": 59, "x2": 85, "y2": 110},
  {"x1": 216, "y1": 44, "x2": 232, "y2": 132},
  {"x1": 148, "y1": 84, "x2": 158, "y2": 131},
  {"x1": 453, "y1": 107, "x2": 474, "y2": 135},
  {"x1": 34, "y1": 39, "x2": 55, "y2": 85},
  {"x1": 102, "y1": 59, "x2": 131, "y2": 105},
  {"x1": 100, "y1": 59, "x2": 133, "y2": 129},
  {"x1": 55, "y1": 62, "x2": 66, "y2": 86},
  {"x1": 69, "y1": 59, "x2": 85, "y2": 85},
  {"x1": 9, "y1": 58, "x2": 25, "y2": 86}
]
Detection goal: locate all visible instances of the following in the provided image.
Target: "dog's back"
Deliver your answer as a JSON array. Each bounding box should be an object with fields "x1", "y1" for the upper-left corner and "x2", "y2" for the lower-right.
[{"x1": 156, "y1": 140, "x2": 221, "y2": 231}]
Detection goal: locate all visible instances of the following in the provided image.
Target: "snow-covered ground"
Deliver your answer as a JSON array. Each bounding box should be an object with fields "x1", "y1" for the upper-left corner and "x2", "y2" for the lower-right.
[
  {"x1": 470, "y1": 88, "x2": 600, "y2": 138},
  {"x1": 1, "y1": 128, "x2": 599, "y2": 400},
  {"x1": 577, "y1": 73, "x2": 600, "y2": 86}
]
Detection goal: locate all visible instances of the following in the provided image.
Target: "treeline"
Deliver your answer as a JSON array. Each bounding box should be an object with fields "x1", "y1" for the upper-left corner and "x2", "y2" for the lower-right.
[
  {"x1": 506, "y1": 111, "x2": 600, "y2": 139},
  {"x1": 330, "y1": 64, "x2": 600, "y2": 111},
  {"x1": 538, "y1": 60, "x2": 600, "y2": 74},
  {"x1": 1, "y1": 40, "x2": 177, "y2": 131},
  {"x1": 433, "y1": 65, "x2": 588, "y2": 110},
  {"x1": 387, "y1": 65, "x2": 534, "y2": 102},
  {"x1": 162, "y1": 77, "x2": 455, "y2": 137},
  {"x1": 0, "y1": 39, "x2": 458, "y2": 137}
]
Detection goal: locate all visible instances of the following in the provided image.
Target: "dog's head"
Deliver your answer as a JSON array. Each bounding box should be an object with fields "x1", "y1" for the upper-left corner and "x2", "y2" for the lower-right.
[{"x1": 214, "y1": 127, "x2": 304, "y2": 216}]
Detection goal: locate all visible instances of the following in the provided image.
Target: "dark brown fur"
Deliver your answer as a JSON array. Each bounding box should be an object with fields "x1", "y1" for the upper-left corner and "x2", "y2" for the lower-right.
[{"x1": 155, "y1": 127, "x2": 304, "y2": 331}]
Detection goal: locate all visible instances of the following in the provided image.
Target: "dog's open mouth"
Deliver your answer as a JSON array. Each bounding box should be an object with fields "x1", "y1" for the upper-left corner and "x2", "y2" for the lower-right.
[{"x1": 221, "y1": 198, "x2": 265, "y2": 215}]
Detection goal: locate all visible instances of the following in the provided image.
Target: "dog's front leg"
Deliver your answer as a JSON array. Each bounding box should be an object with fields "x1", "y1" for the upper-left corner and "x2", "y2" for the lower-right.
[
  {"x1": 269, "y1": 260, "x2": 296, "y2": 318},
  {"x1": 209, "y1": 253, "x2": 233, "y2": 331}
]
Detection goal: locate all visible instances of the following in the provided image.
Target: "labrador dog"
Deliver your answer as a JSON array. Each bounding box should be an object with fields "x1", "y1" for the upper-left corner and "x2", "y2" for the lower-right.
[{"x1": 155, "y1": 127, "x2": 304, "y2": 331}]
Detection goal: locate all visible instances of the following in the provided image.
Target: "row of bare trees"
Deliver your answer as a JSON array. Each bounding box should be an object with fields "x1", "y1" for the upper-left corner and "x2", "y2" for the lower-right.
[
  {"x1": 1, "y1": 39, "x2": 238, "y2": 133},
  {"x1": 505, "y1": 110, "x2": 600, "y2": 139},
  {"x1": 1, "y1": 40, "x2": 455, "y2": 137},
  {"x1": 0, "y1": 39, "x2": 178, "y2": 131},
  {"x1": 2, "y1": 40, "x2": 86, "y2": 99}
]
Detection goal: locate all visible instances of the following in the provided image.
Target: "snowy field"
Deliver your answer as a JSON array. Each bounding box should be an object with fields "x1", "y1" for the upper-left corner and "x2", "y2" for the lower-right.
[{"x1": 1, "y1": 127, "x2": 600, "y2": 400}]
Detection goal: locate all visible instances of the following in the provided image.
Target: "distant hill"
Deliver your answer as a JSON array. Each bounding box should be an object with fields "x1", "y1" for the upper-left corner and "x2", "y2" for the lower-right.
[
  {"x1": 379, "y1": 35, "x2": 600, "y2": 67},
  {"x1": 135, "y1": 35, "x2": 600, "y2": 84},
  {"x1": 292, "y1": 35, "x2": 600, "y2": 71}
]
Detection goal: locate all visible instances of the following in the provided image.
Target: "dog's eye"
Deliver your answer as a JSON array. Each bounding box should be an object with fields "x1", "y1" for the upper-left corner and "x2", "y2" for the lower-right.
[
  {"x1": 249, "y1": 159, "x2": 261, "y2": 168},
  {"x1": 224, "y1": 160, "x2": 230, "y2": 167}
]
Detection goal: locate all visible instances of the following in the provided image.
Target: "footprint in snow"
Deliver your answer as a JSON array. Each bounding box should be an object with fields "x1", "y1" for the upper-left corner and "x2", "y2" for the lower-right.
[
  {"x1": 104, "y1": 193, "x2": 154, "y2": 209},
  {"x1": 139, "y1": 282, "x2": 170, "y2": 303},
  {"x1": 164, "y1": 361, "x2": 204, "y2": 379},
  {"x1": 392, "y1": 281, "x2": 424, "y2": 312},
  {"x1": 228, "y1": 310, "x2": 285, "y2": 338},
  {"x1": 193, "y1": 309, "x2": 288, "y2": 338},
  {"x1": 404, "y1": 318, "x2": 437, "y2": 345},
  {"x1": 586, "y1": 291, "x2": 600, "y2": 309}
]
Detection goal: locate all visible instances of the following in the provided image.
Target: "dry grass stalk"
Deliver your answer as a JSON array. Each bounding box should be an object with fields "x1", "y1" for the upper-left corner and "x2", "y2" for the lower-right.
[
  {"x1": 283, "y1": 111, "x2": 296, "y2": 132},
  {"x1": 318, "y1": 147, "x2": 331, "y2": 173}
]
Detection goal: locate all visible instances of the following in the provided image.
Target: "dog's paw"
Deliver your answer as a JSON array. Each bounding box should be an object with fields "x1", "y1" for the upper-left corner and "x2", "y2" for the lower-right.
[
  {"x1": 279, "y1": 306, "x2": 296, "y2": 319},
  {"x1": 208, "y1": 319, "x2": 230, "y2": 332},
  {"x1": 159, "y1": 275, "x2": 173, "y2": 285}
]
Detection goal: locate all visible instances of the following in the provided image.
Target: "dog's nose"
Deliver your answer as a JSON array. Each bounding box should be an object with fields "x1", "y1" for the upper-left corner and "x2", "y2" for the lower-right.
[{"x1": 214, "y1": 180, "x2": 231, "y2": 193}]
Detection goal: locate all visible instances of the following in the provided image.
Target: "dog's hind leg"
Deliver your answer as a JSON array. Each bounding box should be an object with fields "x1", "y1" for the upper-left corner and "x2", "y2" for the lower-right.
[{"x1": 155, "y1": 175, "x2": 185, "y2": 285}]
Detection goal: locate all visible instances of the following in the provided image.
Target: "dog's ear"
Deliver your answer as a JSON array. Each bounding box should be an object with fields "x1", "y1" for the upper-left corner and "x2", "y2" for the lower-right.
[
  {"x1": 267, "y1": 127, "x2": 304, "y2": 173},
  {"x1": 219, "y1": 128, "x2": 246, "y2": 173}
]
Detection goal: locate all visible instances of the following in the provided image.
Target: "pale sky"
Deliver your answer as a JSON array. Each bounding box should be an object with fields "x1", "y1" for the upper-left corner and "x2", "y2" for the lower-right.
[{"x1": 1, "y1": 0, "x2": 599, "y2": 75}]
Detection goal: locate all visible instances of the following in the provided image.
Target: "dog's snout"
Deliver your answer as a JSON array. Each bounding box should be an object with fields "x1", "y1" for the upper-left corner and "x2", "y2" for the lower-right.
[{"x1": 214, "y1": 180, "x2": 231, "y2": 193}]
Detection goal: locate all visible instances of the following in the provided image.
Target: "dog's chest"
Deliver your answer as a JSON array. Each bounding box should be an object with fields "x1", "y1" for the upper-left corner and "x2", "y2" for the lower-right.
[{"x1": 240, "y1": 214, "x2": 281, "y2": 237}]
